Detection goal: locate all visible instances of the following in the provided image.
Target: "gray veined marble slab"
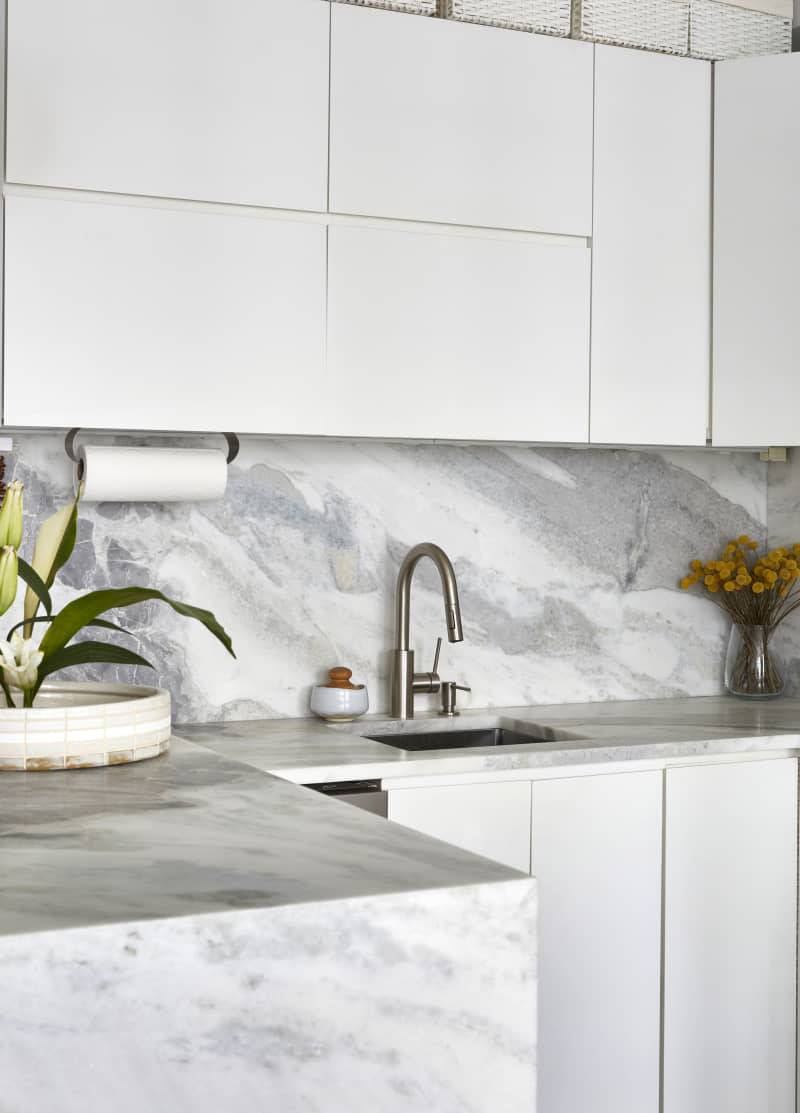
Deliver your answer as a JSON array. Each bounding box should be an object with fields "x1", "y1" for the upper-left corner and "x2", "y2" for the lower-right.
[
  {"x1": 5, "y1": 433, "x2": 771, "y2": 722},
  {"x1": 1, "y1": 737, "x2": 537, "y2": 1112},
  {"x1": 0, "y1": 737, "x2": 524, "y2": 939},
  {"x1": 0, "y1": 881, "x2": 537, "y2": 1113}
]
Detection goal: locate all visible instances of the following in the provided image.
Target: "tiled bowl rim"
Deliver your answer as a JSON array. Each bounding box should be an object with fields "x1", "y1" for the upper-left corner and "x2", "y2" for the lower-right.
[{"x1": 0, "y1": 682, "x2": 169, "y2": 717}]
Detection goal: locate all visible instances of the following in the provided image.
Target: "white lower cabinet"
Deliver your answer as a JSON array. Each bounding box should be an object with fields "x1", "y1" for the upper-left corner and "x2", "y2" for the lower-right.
[
  {"x1": 386, "y1": 757, "x2": 798, "y2": 1113},
  {"x1": 663, "y1": 758, "x2": 797, "y2": 1113},
  {"x1": 531, "y1": 771, "x2": 663, "y2": 1113},
  {"x1": 386, "y1": 780, "x2": 532, "y2": 873}
]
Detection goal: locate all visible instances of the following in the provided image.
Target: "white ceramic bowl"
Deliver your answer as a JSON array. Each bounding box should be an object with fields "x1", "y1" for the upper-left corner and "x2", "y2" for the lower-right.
[{"x1": 310, "y1": 684, "x2": 369, "y2": 722}]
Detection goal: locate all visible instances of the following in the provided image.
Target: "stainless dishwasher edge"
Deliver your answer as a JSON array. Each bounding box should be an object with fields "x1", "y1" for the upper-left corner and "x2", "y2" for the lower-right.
[{"x1": 306, "y1": 779, "x2": 388, "y2": 818}]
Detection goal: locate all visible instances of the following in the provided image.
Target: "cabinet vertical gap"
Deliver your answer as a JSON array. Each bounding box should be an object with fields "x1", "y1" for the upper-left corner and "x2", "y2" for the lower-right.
[{"x1": 659, "y1": 768, "x2": 667, "y2": 1113}]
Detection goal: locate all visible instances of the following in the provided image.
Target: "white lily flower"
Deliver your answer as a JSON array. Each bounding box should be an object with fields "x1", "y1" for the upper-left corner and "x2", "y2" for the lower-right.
[{"x1": 0, "y1": 631, "x2": 44, "y2": 692}]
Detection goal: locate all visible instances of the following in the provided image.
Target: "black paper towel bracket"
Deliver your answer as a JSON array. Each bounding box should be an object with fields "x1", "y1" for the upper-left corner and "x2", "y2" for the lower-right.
[{"x1": 64, "y1": 429, "x2": 240, "y2": 470}]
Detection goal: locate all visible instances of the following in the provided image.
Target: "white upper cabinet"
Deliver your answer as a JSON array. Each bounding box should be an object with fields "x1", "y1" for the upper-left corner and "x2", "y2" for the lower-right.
[
  {"x1": 590, "y1": 47, "x2": 712, "y2": 447},
  {"x1": 326, "y1": 223, "x2": 591, "y2": 442},
  {"x1": 6, "y1": 0, "x2": 330, "y2": 212},
  {"x1": 4, "y1": 194, "x2": 328, "y2": 434},
  {"x1": 713, "y1": 54, "x2": 800, "y2": 447},
  {"x1": 329, "y1": 5, "x2": 593, "y2": 235}
]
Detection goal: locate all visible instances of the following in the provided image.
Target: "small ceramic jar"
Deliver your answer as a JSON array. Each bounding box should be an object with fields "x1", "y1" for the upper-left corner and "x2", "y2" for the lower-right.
[{"x1": 310, "y1": 667, "x2": 369, "y2": 722}]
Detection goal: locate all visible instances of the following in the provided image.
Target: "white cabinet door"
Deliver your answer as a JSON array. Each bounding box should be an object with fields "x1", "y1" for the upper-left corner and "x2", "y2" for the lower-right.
[
  {"x1": 6, "y1": 0, "x2": 330, "y2": 212},
  {"x1": 326, "y1": 223, "x2": 591, "y2": 442},
  {"x1": 664, "y1": 758, "x2": 797, "y2": 1113},
  {"x1": 531, "y1": 771, "x2": 663, "y2": 1113},
  {"x1": 330, "y1": 5, "x2": 593, "y2": 235},
  {"x1": 590, "y1": 47, "x2": 711, "y2": 447},
  {"x1": 4, "y1": 194, "x2": 328, "y2": 434},
  {"x1": 713, "y1": 54, "x2": 800, "y2": 447},
  {"x1": 387, "y1": 781, "x2": 531, "y2": 873}
]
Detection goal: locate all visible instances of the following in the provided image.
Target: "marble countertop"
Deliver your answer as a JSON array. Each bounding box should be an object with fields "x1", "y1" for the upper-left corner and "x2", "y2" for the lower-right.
[
  {"x1": 0, "y1": 736, "x2": 523, "y2": 939},
  {"x1": 182, "y1": 695, "x2": 800, "y2": 783},
  {"x1": 4, "y1": 695, "x2": 800, "y2": 941}
]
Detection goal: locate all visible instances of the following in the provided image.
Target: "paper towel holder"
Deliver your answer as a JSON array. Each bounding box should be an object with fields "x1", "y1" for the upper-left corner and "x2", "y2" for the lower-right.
[{"x1": 64, "y1": 429, "x2": 240, "y2": 479}]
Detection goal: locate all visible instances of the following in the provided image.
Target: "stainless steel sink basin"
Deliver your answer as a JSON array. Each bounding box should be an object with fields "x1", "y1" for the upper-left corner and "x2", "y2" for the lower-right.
[{"x1": 365, "y1": 727, "x2": 557, "y2": 751}]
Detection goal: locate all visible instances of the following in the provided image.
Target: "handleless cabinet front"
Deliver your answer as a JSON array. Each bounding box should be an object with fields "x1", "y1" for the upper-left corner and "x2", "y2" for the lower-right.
[
  {"x1": 326, "y1": 223, "x2": 591, "y2": 442},
  {"x1": 713, "y1": 53, "x2": 800, "y2": 446},
  {"x1": 532, "y1": 771, "x2": 663, "y2": 1113},
  {"x1": 6, "y1": 0, "x2": 330, "y2": 212},
  {"x1": 663, "y1": 758, "x2": 797, "y2": 1113},
  {"x1": 3, "y1": 194, "x2": 327, "y2": 434},
  {"x1": 589, "y1": 46, "x2": 712, "y2": 447},
  {"x1": 387, "y1": 781, "x2": 532, "y2": 873},
  {"x1": 330, "y1": 5, "x2": 593, "y2": 235}
]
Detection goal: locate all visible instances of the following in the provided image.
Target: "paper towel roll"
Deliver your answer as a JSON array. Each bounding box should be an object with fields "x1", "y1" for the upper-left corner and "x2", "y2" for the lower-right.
[{"x1": 75, "y1": 445, "x2": 228, "y2": 502}]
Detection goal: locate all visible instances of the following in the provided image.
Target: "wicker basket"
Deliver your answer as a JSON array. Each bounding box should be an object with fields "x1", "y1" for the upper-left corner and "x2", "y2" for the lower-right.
[
  {"x1": 334, "y1": 0, "x2": 437, "y2": 15},
  {"x1": 441, "y1": 0, "x2": 571, "y2": 34},
  {"x1": 689, "y1": 0, "x2": 792, "y2": 58},
  {"x1": 572, "y1": 0, "x2": 690, "y2": 53}
]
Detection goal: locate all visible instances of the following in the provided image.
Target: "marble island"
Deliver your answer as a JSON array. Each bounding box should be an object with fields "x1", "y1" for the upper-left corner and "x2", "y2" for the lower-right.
[
  {"x1": 0, "y1": 737, "x2": 536, "y2": 1113},
  {"x1": 4, "y1": 694, "x2": 800, "y2": 1113}
]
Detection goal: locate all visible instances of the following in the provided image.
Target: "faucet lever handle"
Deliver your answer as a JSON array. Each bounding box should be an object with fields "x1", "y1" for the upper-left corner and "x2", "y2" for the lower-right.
[{"x1": 431, "y1": 636, "x2": 442, "y2": 678}]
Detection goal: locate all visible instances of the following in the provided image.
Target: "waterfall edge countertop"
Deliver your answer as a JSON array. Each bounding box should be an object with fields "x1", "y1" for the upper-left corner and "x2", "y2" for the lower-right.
[
  {"x1": 3, "y1": 694, "x2": 800, "y2": 1113},
  {"x1": 3, "y1": 694, "x2": 799, "y2": 941},
  {"x1": 0, "y1": 736, "x2": 526, "y2": 939}
]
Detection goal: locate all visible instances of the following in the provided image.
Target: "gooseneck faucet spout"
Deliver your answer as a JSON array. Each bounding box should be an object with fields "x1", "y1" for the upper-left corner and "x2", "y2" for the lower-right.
[{"x1": 390, "y1": 542, "x2": 464, "y2": 720}]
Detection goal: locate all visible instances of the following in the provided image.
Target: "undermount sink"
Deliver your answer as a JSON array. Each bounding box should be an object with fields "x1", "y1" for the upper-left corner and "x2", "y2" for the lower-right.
[{"x1": 365, "y1": 726, "x2": 568, "y2": 752}]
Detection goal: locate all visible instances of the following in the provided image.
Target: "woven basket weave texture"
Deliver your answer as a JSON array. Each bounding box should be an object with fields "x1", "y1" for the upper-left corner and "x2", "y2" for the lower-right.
[
  {"x1": 572, "y1": 0, "x2": 690, "y2": 53},
  {"x1": 445, "y1": 0, "x2": 571, "y2": 33},
  {"x1": 689, "y1": 0, "x2": 792, "y2": 58},
  {"x1": 334, "y1": 0, "x2": 437, "y2": 15}
]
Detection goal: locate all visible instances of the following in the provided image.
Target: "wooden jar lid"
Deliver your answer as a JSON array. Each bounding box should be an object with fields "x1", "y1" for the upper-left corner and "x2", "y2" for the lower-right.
[{"x1": 325, "y1": 667, "x2": 359, "y2": 690}]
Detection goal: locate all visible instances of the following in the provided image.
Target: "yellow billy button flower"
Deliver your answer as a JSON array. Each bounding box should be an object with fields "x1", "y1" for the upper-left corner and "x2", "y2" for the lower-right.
[
  {"x1": 723, "y1": 581, "x2": 736, "y2": 592},
  {"x1": 0, "y1": 482, "x2": 23, "y2": 550},
  {"x1": 752, "y1": 581, "x2": 766, "y2": 595},
  {"x1": 680, "y1": 577, "x2": 692, "y2": 590},
  {"x1": 0, "y1": 545, "x2": 18, "y2": 616}
]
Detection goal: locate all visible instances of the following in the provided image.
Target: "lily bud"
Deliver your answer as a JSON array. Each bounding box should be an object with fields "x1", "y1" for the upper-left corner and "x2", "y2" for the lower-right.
[
  {"x1": 0, "y1": 482, "x2": 24, "y2": 550},
  {"x1": 0, "y1": 546, "x2": 18, "y2": 616}
]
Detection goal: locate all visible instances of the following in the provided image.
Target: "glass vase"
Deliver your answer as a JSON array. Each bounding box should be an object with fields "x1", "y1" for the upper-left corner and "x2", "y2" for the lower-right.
[{"x1": 724, "y1": 624, "x2": 784, "y2": 699}]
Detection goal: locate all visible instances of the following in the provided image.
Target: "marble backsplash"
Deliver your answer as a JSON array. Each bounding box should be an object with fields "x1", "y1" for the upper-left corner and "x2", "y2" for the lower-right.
[{"x1": 5, "y1": 435, "x2": 772, "y2": 724}]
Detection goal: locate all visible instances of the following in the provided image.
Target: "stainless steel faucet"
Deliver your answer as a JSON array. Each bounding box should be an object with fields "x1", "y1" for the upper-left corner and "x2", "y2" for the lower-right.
[{"x1": 390, "y1": 542, "x2": 464, "y2": 719}]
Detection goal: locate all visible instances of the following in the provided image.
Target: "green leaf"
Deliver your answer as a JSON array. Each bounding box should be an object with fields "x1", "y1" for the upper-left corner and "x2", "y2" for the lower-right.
[
  {"x1": 24, "y1": 499, "x2": 78, "y2": 625},
  {"x1": 17, "y1": 557, "x2": 52, "y2": 617},
  {"x1": 35, "y1": 641, "x2": 154, "y2": 690},
  {"x1": 7, "y1": 615, "x2": 134, "y2": 642},
  {"x1": 86, "y1": 618, "x2": 134, "y2": 636},
  {"x1": 39, "y1": 586, "x2": 235, "y2": 661}
]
